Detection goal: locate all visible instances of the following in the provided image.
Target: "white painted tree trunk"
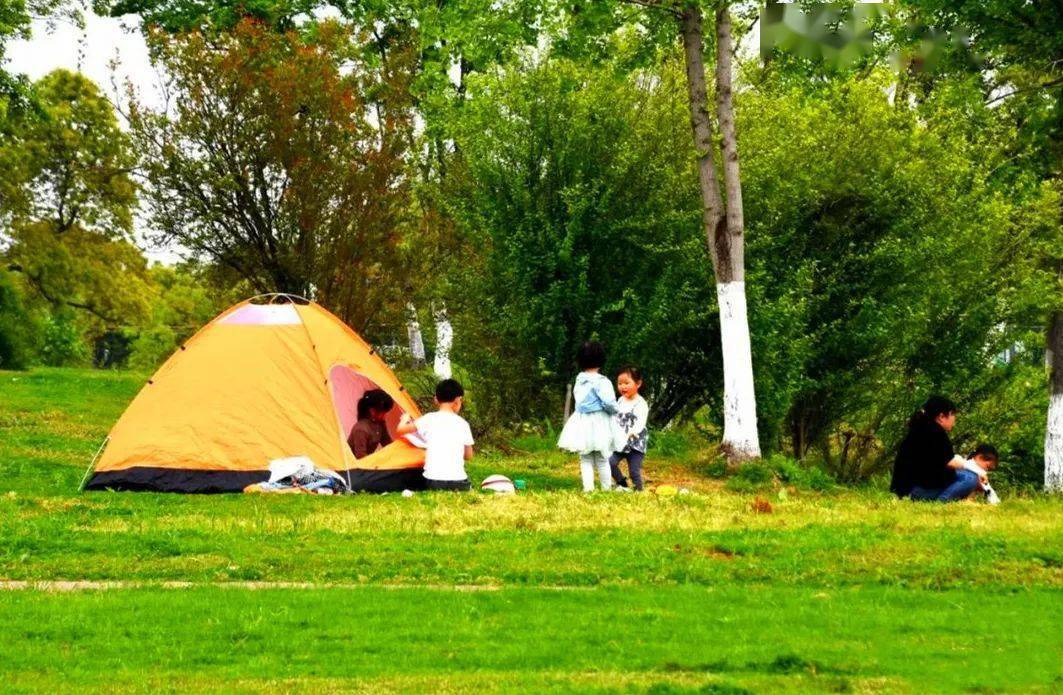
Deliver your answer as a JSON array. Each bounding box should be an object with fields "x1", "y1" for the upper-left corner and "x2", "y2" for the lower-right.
[
  {"x1": 406, "y1": 303, "x2": 426, "y2": 367},
  {"x1": 433, "y1": 306, "x2": 453, "y2": 380},
  {"x1": 717, "y1": 281, "x2": 761, "y2": 458},
  {"x1": 1047, "y1": 393, "x2": 1063, "y2": 492},
  {"x1": 677, "y1": 4, "x2": 760, "y2": 461},
  {"x1": 1045, "y1": 311, "x2": 1063, "y2": 492}
]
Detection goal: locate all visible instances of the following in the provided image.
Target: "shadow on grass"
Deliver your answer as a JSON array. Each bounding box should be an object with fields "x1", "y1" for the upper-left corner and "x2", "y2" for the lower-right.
[{"x1": 662, "y1": 654, "x2": 853, "y2": 677}]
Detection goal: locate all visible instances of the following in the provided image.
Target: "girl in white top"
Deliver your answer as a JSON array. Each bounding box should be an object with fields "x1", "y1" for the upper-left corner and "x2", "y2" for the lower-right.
[
  {"x1": 557, "y1": 341, "x2": 618, "y2": 491},
  {"x1": 609, "y1": 366, "x2": 649, "y2": 491}
]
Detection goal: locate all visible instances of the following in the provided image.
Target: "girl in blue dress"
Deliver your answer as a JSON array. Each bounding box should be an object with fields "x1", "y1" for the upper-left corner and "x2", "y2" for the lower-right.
[{"x1": 557, "y1": 341, "x2": 618, "y2": 491}]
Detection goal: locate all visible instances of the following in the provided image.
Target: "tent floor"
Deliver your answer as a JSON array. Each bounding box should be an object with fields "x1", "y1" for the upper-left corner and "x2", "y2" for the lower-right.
[{"x1": 84, "y1": 466, "x2": 427, "y2": 494}]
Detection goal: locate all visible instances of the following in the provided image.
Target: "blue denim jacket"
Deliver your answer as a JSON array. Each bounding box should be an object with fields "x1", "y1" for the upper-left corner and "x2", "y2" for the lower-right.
[{"x1": 573, "y1": 372, "x2": 618, "y2": 415}]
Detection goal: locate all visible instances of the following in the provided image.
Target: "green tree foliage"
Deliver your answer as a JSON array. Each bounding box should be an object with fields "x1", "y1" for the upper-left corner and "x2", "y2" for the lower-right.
[
  {"x1": 740, "y1": 71, "x2": 1059, "y2": 478},
  {"x1": 447, "y1": 54, "x2": 1059, "y2": 476},
  {"x1": 39, "y1": 310, "x2": 89, "y2": 366},
  {"x1": 96, "y1": 0, "x2": 544, "y2": 169},
  {"x1": 885, "y1": 0, "x2": 1061, "y2": 183},
  {"x1": 0, "y1": 0, "x2": 73, "y2": 88},
  {"x1": 0, "y1": 269, "x2": 36, "y2": 369},
  {"x1": 4, "y1": 70, "x2": 152, "y2": 329},
  {"x1": 127, "y1": 19, "x2": 416, "y2": 333},
  {"x1": 0, "y1": 0, "x2": 62, "y2": 221},
  {"x1": 448, "y1": 56, "x2": 724, "y2": 426},
  {"x1": 127, "y1": 323, "x2": 175, "y2": 370},
  {"x1": 93, "y1": 0, "x2": 320, "y2": 31},
  {"x1": 127, "y1": 263, "x2": 232, "y2": 369}
]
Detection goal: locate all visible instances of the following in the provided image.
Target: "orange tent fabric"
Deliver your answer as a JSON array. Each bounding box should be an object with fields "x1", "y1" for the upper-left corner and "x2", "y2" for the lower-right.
[{"x1": 84, "y1": 296, "x2": 425, "y2": 493}]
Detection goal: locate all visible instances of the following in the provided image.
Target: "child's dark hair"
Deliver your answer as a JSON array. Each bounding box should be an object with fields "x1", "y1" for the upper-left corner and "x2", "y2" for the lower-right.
[
  {"x1": 617, "y1": 365, "x2": 642, "y2": 382},
  {"x1": 576, "y1": 341, "x2": 606, "y2": 370},
  {"x1": 357, "y1": 389, "x2": 394, "y2": 420},
  {"x1": 970, "y1": 443, "x2": 999, "y2": 463},
  {"x1": 435, "y1": 378, "x2": 465, "y2": 403},
  {"x1": 908, "y1": 395, "x2": 957, "y2": 428}
]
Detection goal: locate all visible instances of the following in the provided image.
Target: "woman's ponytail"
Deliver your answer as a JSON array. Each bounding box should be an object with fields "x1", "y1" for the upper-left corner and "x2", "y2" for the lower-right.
[{"x1": 908, "y1": 395, "x2": 957, "y2": 429}]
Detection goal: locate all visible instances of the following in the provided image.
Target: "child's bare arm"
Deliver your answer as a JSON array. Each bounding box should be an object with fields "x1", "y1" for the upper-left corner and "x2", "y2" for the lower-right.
[
  {"x1": 395, "y1": 413, "x2": 417, "y2": 436},
  {"x1": 464, "y1": 445, "x2": 474, "y2": 461}
]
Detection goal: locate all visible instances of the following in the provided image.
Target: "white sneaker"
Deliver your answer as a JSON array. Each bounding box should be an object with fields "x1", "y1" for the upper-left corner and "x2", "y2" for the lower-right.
[{"x1": 614, "y1": 485, "x2": 632, "y2": 493}]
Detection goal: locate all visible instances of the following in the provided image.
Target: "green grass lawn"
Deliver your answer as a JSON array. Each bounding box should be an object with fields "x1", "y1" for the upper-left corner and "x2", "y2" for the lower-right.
[{"x1": 1, "y1": 368, "x2": 1061, "y2": 693}]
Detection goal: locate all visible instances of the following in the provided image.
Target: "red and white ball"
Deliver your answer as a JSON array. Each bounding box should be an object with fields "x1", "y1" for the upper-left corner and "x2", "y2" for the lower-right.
[{"x1": 480, "y1": 474, "x2": 516, "y2": 494}]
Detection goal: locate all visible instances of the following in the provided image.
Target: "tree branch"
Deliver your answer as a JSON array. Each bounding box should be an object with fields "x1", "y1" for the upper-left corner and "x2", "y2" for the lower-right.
[
  {"x1": 7, "y1": 263, "x2": 118, "y2": 324},
  {"x1": 619, "y1": 0, "x2": 682, "y2": 18},
  {"x1": 985, "y1": 76, "x2": 1063, "y2": 105}
]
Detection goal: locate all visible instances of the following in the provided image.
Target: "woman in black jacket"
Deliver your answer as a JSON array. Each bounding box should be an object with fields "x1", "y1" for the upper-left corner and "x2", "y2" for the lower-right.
[{"x1": 890, "y1": 396, "x2": 980, "y2": 501}]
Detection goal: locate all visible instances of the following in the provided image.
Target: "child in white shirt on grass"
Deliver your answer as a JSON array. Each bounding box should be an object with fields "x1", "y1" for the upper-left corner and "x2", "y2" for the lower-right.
[
  {"x1": 963, "y1": 444, "x2": 1001, "y2": 504},
  {"x1": 609, "y1": 366, "x2": 649, "y2": 491},
  {"x1": 397, "y1": 379, "x2": 474, "y2": 491}
]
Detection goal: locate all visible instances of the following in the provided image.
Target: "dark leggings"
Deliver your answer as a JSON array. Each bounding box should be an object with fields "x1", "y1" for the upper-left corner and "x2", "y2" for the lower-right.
[{"x1": 609, "y1": 450, "x2": 645, "y2": 491}]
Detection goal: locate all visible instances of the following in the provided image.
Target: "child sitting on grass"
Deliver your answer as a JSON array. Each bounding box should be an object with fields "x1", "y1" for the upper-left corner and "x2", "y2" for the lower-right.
[
  {"x1": 397, "y1": 379, "x2": 474, "y2": 491},
  {"x1": 964, "y1": 444, "x2": 1001, "y2": 504},
  {"x1": 557, "y1": 341, "x2": 618, "y2": 492},
  {"x1": 610, "y1": 366, "x2": 649, "y2": 492}
]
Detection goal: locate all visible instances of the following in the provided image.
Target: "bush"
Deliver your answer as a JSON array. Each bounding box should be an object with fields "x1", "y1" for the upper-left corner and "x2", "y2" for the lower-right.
[
  {"x1": 39, "y1": 313, "x2": 89, "y2": 367},
  {"x1": 736, "y1": 461, "x2": 775, "y2": 485},
  {"x1": 129, "y1": 324, "x2": 177, "y2": 370},
  {"x1": 652, "y1": 429, "x2": 701, "y2": 459},
  {"x1": 0, "y1": 273, "x2": 36, "y2": 370},
  {"x1": 724, "y1": 456, "x2": 838, "y2": 493},
  {"x1": 953, "y1": 362, "x2": 1050, "y2": 490},
  {"x1": 699, "y1": 458, "x2": 730, "y2": 479},
  {"x1": 725, "y1": 461, "x2": 776, "y2": 493},
  {"x1": 771, "y1": 455, "x2": 837, "y2": 492}
]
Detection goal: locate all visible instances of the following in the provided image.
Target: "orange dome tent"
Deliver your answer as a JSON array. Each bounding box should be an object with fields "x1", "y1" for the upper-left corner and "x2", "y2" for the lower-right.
[{"x1": 84, "y1": 295, "x2": 426, "y2": 493}]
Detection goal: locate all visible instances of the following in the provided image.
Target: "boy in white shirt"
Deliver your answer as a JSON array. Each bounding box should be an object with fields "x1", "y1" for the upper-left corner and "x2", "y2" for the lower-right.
[
  {"x1": 397, "y1": 379, "x2": 474, "y2": 491},
  {"x1": 962, "y1": 444, "x2": 1001, "y2": 504}
]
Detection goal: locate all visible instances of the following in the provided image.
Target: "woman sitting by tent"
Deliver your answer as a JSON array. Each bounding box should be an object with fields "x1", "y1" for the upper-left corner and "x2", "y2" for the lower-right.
[{"x1": 349, "y1": 389, "x2": 394, "y2": 459}]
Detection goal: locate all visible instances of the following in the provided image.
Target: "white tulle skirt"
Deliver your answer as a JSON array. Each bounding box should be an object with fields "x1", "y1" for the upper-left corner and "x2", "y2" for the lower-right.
[{"x1": 557, "y1": 411, "x2": 615, "y2": 459}]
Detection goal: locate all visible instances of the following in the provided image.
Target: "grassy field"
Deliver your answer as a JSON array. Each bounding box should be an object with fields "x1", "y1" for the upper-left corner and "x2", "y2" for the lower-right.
[{"x1": 1, "y1": 368, "x2": 1061, "y2": 693}]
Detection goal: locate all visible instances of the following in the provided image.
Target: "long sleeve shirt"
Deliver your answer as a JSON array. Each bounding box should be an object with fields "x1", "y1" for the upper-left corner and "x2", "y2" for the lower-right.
[
  {"x1": 890, "y1": 420, "x2": 956, "y2": 497},
  {"x1": 348, "y1": 419, "x2": 392, "y2": 459},
  {"x1": 573, "y1": 372, "x2": 618, "y2": 415},
  {"x1": 615, "y1": 394, "x2": 649, "y2": 453}
]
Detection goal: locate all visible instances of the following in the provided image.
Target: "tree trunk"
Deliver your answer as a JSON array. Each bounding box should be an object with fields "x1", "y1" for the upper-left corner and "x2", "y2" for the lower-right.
[
  {"x1": 791, "y1": 413, "x2": 805, "y2": 460},
  {"x1": 680, "y1": 3, "x2": 760, "y2": 461},
  {"x1": 433, "y1": 305, "x2": 453, "y2": 380},
  {"x1": 1046, "y1": 309, "x2": 1063, "y2": 492},
  {"x1": 406, "y1": 303, "x2": 426, "y2": 367}
]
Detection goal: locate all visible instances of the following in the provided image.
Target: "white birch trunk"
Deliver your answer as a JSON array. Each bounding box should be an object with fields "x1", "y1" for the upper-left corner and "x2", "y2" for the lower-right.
[
  {"x1": 433, "y1": 306, "x2": 453, "y2": 380},
  {"x1": 406, "y1": 303, "x2": 426, "y2": 367},
  {"x1": 1047, "y1": 392, "x2": 1063, "y2": 492},
  {"x1": 717, "y1": 281, "x2": 761, "y2": 458},
  {"x1": 1046, "y1": 311, "x2": 1063, "y2": 492}
]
